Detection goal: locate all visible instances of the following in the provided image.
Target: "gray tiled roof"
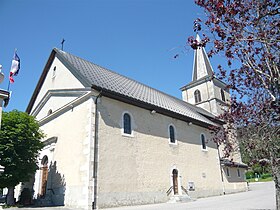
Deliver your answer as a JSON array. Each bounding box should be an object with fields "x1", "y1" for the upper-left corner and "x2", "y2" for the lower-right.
[{"x1": 55, "y1": 48, "x2": 217, "y2": 126}]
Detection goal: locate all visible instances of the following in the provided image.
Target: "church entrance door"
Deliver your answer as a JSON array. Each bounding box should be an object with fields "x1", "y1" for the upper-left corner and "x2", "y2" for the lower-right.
[
  {"x1": 40, "y1": 156, "x2": 48, "y2": 197},
  {"x1": 172, "y1": 169, "x2": 179, "y2": 195}
]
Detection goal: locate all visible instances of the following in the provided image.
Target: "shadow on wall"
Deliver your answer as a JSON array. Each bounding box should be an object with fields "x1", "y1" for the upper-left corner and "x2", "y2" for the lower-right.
[
  {"x1": 46, "y1": 161, "x2": 66, "y2": 206},
  {"x1": 18, "y1": 161, "x2": 66, "y2": 207}
]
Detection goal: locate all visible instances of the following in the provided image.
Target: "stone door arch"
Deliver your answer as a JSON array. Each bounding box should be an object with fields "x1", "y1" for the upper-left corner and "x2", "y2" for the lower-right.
[{"x1": 40, "y1": 155, "x2": 48, "y2": 197}]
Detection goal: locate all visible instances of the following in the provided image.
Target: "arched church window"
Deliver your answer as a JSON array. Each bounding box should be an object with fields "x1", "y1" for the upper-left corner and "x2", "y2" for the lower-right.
[
  {"x1": 169, "y1": 125, "x2": 176, "y2": 144},
  {"x1": 47, "y1": 109, "x2": 53, "y2": 115},
  {"x1": 123, "y1": 113, "x2": 132, "y2": 135},
  {"x1": 194, "y1": 90, "x2": 201, "y2": 103},
  {"x1": 201, "y1": 134, "x2": 207, "y2": 150},
  {"x1": 52, "y1": 66, "x2": 56, "y2": 78},
  {"x1": 221, "y1": 89, "x2": 226, "y2": 102}
]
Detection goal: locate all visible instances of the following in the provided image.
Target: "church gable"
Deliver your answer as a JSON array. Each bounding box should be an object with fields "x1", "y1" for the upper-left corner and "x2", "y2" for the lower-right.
[
  {"x1": 27, "y1": 51, "x2": 87, "y2": 115},
  {"x1": 31, "y1": 89, "x2": 90, "y2": 121}
]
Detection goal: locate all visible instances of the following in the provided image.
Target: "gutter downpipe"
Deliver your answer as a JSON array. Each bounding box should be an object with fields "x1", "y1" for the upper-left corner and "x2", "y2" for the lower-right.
[
  {"x1": 217, "y1": 143, "x2": 226, "y2": 195},
  {"x1": 93, "y1": 91, "x2": 102, "y2": 210}
]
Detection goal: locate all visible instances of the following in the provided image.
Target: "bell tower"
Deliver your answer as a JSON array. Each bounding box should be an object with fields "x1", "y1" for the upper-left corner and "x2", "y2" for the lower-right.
[{"x1": 181, "y1": 34, "x2": 229, "y2": 116}]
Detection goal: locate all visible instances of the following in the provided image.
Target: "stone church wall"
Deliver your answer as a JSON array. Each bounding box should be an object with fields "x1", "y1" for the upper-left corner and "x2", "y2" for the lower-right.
[{"x1": 97, "y1": 97, "x2": 224, "y2": 208}]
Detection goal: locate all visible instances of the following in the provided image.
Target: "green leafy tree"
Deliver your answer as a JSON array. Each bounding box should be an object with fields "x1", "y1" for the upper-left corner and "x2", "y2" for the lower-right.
[{"x1": 0, "y1": 110, "x2": 44, "y2": 205}]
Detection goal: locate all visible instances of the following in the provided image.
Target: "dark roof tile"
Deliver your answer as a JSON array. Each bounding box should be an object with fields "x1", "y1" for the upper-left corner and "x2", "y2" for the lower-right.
[{"x1": 55, "y1": 48, "x2": 217, "y2": 126}]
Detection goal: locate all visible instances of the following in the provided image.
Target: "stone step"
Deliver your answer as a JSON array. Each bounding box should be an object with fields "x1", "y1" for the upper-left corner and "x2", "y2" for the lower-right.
[{"x1": 168, "y1": 194, "x2": 192, "y2": 203}]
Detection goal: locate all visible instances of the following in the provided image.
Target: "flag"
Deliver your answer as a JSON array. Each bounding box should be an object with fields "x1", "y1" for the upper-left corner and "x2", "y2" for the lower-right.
[{"x1": 9, "y1": 51, "x2": 20, "y2": 83}]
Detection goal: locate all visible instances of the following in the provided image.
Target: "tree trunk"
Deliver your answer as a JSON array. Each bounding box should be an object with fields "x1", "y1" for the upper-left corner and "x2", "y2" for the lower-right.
[
  {"x1": 272, "y1": 162, "x2": 280, "y2": 210},
  {"x1": 276, "y1": 185, "x2": 280, "y2": 210},
  {"x1": 6, "y1": 186, "x2": 15, "y2": 206}
]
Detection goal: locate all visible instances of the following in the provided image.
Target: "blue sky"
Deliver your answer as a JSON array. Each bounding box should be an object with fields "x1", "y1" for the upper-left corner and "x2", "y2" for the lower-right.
[{"x1": 0, "y1": 0, "x2": 222, "y2": 112}]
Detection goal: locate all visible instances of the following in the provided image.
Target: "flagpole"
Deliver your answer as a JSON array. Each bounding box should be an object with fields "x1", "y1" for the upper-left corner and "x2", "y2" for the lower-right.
[
  {"x1": 7, "y1": 80, "x2": 11, "y2": 92},
  {"x1": 8, "y1": 48, "x2": 17, "y2": 91}
]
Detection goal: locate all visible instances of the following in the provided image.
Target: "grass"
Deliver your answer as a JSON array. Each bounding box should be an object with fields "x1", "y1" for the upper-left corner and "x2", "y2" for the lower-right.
[{"x1": 247, "y1": 177, "x2": 273, "y2": 182}]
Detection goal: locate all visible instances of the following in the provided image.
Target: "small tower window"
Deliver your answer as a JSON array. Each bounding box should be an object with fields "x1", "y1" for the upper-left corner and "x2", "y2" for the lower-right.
[
  {"x1": 226, "y1": 167, "x2": 230, "y2": 177},
  {"x1": 169, "y1": 125, "x2": 176, "y2": 144},
  {"x1": 201, "y1": 134, "x2": 207, "y2": 150},
  {"x1": 52, "y1": 66, "x2": 56, "y2": 78},
  {"x1": 123, "y1": 113, "x2": 132, "y2": 135},
  {"x1": 194, "y1": 90, "x2": 201, "y2": 103},
  {"x1": 47, "y1": 109, "x2": 53, "y2": 116},
  {"x1": 237, "y1": 168, "x2": 241, "y2": 177},
  {"x1": 221, "y1": 89, "x2": 225, "y2": 102}
]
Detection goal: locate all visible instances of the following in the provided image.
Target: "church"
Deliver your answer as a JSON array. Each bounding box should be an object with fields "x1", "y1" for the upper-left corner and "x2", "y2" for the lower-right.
[{"x1": 25, "y1": 35, "x2": 247, "y2": 209}]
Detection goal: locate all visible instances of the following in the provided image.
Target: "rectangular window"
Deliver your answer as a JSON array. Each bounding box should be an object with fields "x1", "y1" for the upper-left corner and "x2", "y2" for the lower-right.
[
  {"x1": 237, "y1": 169, "x2": 241, "y2": 177},
  {"x1": 123, "y1": 113, "x2": 132, "y2": 135},
  {"x1": 226, "y1": 167, "x2": 230, "y2": 177},
  {"x1": 169, "y1": 125, "x2": 176, "y2": 144},
  {"x1": 201, "y1": 134, "x2": 207, "y2": 150}
]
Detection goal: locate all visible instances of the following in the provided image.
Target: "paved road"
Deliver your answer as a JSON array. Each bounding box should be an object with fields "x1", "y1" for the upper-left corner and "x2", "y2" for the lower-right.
[
  {"x1": 2, "y1": 181, "x2": 276, "y2": 210},
  {"x1": 103, "y1": 181, "x2": 276, "y2": 210}
]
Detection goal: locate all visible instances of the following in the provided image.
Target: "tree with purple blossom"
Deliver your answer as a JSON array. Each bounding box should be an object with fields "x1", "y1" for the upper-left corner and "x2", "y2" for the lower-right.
[{"x1": 188, "y1": 0, "x2": 279, "y2": 208}]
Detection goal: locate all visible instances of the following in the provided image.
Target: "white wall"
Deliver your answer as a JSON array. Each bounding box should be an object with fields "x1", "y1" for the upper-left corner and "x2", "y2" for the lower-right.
[
  {"x1": 97, "y1": 97, "x2": 224, "y2": 208},
  {"x1": 33, "y1": 97, "x2": 94, "y2": 209},
  {"x1": 31, "y1": 57, "x2": 84, "y2": 114}
]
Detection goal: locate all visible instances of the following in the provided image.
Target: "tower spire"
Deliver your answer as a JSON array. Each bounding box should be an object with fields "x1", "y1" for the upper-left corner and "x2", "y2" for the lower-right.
[{"x1": 192, "y1": 34, "x2": 214, "y2": 81}]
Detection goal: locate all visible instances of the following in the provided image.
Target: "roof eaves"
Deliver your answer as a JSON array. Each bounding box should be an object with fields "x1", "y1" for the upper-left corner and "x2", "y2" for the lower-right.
[
  {"x1": 53, "y1": 48, "x2": 92, "y2": 87},
  {"x1": 92, "y1": 85, "x2": 217, "y2": 128},
  {"x1": 180, "y1": 75, "x2": 213, "y2": 90},
  {"x1": 26, "y1": 49, "x2": 57, "y2": 113},
  {"x1": 220, "y1": 159, "x2": 248, "y2": 169}
]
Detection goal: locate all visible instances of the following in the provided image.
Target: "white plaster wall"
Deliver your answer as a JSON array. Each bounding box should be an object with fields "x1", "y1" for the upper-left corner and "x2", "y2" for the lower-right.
[
  {"x1": 222, "y1": 167, "x2": 248, "y2": 194},
  {"x1": 182, "y1": 81, "x2": 220, "y2": 116},
  {"x1": 184, "y1": 82, "x2": 213, "y2": 105},
  {"x1": 33, "y1": 98, "x2": 93, "y2": 209},
  {"x1": 182, "y1": 81, "x2": 231, "y2": 116},
  {"x1": 31, "y1": 57, "x2": 84, "y2": 113},
  {"x1": 96, "y1": 97, "x2": 225, "y2": 208}
]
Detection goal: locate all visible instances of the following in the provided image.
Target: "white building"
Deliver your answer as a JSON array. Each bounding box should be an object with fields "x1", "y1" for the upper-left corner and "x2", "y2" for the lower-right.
[{"x1": 25, "y1": 39, "x2": 247, "y2": 209}]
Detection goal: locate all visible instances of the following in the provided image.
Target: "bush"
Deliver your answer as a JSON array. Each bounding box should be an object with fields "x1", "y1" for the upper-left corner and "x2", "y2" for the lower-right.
[
  {"x1": 261, "y1": 173, "x2": 272, "y2": 179},
  {"x1": 245, "y1": 170, "x2": 254, "y2": 179}
]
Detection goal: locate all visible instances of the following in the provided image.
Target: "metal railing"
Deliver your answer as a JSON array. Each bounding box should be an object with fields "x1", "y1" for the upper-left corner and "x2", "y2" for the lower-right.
[{"x1": 166, "y1": 186, "x2": 173, "y2": 196}]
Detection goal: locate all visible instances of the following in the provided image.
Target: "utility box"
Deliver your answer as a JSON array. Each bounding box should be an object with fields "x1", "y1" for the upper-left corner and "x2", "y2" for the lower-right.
[{"x1": 188, "y1": 181, "x2": 195, "y2": 191}]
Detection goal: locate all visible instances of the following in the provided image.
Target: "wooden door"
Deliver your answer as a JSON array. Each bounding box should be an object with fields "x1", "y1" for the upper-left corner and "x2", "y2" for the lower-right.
[
  {"x1": 172, "y1": 169, "x2": 178, "y2": 195},
  {"x1": 40, "y1": 156, "x2": 48, "y2": 197}
]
